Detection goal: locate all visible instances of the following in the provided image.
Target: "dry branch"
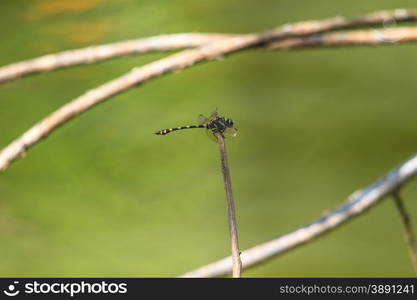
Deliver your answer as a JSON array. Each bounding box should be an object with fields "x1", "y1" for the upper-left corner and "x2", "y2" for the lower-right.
[
  {"x1": 0, "y1": 9, "x2": 416, "y2": 84},
  {"x1": 2, "y1": 9, "x2": 417, "y2": 171},
  {"x1": 179, "y1": 153, "x2": 417, "y2": 277},
  {"x1": 393, "y1": 192, "x2": 417, "y2": 275},
  {"x1": 0, "y1": 33, "x2": 233, "y2": 84},
  {"x1": 269, "y1": 27, "x2": 417, "y2": 49},
  {"x1": 217, "y1": 134, "x2": 242, "y2": 277}
]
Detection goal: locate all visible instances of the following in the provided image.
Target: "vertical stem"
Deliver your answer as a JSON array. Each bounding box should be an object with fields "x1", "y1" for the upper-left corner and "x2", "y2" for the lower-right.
[
  {"x1": 392, "y1": 192, "x2": 417, "y2": 276},
  {"x1": 216, "y1": 134, "x2": 242, "y2": 278}
]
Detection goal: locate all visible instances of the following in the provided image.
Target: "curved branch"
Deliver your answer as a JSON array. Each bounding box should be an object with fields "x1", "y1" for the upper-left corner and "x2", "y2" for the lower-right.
[
  {"x1": 0, "y1": 9, "x2": 416, "y2": 84},
  {"x1": 269, "y1": 27, "x2": 417, "y2": 49},
  {"x1": 0, "y1": 33, "x2": 234, "y2": 84},
  {"x1": 1, "y1": 9, "x2": 417, "y2": 171},
  {"x1": 179, "y1": 153, "x2": 417, "y2": 277}
]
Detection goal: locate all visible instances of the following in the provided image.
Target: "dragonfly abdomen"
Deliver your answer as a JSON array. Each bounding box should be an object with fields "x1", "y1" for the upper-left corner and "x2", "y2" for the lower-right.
[{"x1": 154, "y1": 124, "x2": 206, "y2": 135}]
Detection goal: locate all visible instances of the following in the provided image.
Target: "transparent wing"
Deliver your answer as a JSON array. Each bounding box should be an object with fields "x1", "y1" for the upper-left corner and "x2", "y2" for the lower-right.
[
  {"x1": 198, "y1": 114, "x2": 210, "y2": 125},
  {"x1": 199, "y1": 109, "x2": 218, "y2": 124},
  {"x1": 205, "y1": 127, "x2": 219, "y2": 143},
  {"x1": 223, "y1": 127, "x2": 238, "y2": 137},
  {"x1": 209, "y1": 108, "x2": 219, "y2": 120},
  {"x1": 204, "y1": 127, "x2": 237, "y2": 143}
]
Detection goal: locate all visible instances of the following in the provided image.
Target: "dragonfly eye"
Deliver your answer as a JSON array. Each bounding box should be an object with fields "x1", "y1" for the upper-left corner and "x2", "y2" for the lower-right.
[{"x1": 226, "y1": 119, "x2": 234, "y2": 127}]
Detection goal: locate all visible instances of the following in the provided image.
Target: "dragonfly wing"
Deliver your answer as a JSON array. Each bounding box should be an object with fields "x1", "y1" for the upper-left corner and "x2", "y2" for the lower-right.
[
  {"x1": 223, "y1": 127, "x2": 238, "y2": 137},
  {"x1": 205, "y1": 128, "x2": 219, "y2": 143},
  {"x1": 209, "y1": 108, "x2": 219, "y2": 120},
  {"x1": 199, "y1": 108, "x2": 218, "y2": 124},
  {"x1": 198, "y1": 114, "x2": 210, "y2": 125}
]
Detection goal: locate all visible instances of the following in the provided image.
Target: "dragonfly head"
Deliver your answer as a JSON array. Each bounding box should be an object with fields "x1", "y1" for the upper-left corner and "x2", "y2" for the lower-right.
[{"x1": 225, "y1": 118, "x2": 234, "y2": 128}]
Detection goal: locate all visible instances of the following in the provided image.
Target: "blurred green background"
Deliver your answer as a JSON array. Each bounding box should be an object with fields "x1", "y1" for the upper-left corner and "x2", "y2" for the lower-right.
[{"x1": 1, "y1": 0, "x2": 417, "y2": 277}]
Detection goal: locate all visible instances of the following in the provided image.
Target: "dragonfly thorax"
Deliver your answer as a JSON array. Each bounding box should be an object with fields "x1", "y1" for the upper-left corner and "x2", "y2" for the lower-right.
[{"x1": 206, "y1": 117, "x2": 234, "y2": 134}]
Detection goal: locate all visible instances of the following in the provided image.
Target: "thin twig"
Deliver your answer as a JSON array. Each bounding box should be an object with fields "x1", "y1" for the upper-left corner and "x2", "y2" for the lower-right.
[
  {"x1": 2, "y1": 9, "x2": 417, "y2": 171},
  {"x1": 179, "y1": 153, "x2": 417, "y2": 277},
  {"x1": 0, "y1": 9, "x2": 416, "y2": 84},
  {"x1": 269, "y1": 27, "x2": 417, "y2": 49},
  {"x1": 216, "y1": 133, "x2": 242, "y2": 278},
  {"x1": 0, "y1": 33, "x2": 234, "y2": 84},
  {"x1": 392, "y1": 191, "x2": 417, "y2": 276}
]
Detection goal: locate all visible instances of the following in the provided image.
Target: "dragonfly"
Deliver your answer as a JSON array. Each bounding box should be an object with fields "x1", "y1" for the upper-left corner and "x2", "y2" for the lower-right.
[{"x1": 154, "y1": 109, "x2": 238, "y2": 140}]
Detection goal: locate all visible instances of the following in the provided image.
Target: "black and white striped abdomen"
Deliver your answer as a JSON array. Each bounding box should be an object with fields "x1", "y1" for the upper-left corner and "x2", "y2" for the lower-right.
[{"x1": 154, "y1": 124, "x2": 207, "y2": 135}]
